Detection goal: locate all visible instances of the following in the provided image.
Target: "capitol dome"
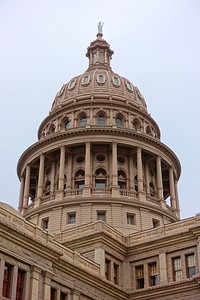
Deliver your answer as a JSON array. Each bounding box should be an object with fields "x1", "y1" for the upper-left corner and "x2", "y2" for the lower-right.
[{"x1": 17, "y1": 28, "x2": 181, "y2": 236}]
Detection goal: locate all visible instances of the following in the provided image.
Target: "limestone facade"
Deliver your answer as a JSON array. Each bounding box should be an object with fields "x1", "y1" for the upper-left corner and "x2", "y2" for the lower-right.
[{"x1": 0, "y1": 29, "x2": 199, "y2": 300}]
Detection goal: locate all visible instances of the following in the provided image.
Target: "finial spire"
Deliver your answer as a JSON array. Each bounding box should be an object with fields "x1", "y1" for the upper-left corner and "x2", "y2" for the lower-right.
[{"x1": 98, "y1": 21, "x2": 104, "y2": 35}]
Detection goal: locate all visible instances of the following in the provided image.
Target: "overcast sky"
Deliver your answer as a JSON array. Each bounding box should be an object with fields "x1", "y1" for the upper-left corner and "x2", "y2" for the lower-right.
[{"x1": 0, "y1": 0, "x2": 200, "y2": 219}]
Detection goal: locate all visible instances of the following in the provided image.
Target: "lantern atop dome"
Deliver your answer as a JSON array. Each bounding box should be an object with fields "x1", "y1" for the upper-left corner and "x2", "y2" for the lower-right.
[{"x1": 86, "y1": 23, "x2": 114, "y2": 70}]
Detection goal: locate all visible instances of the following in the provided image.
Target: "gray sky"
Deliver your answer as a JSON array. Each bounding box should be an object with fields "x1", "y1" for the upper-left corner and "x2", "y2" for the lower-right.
[{"x1": 0, "y1": 0, "x2": 200, "y2": 219}]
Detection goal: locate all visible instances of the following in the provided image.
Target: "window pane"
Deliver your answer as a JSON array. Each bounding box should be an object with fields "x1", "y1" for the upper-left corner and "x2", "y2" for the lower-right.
[
  {"x1": 116, "y1": 117, "x2": 122, "y2": 127},
  {"x1": 80, "y1": 116, "x2": 87, "y2": 126},
  {"x1": 68, "y1": 213, "x2": 76, "y2": 224},
  {"x1": 97, "y1": 212, "x2": 105, "y2": 221},
  {"x1": 16, "y1": 270, "x2": 25, "y2": 300},
  {"x1": 98, "y1": 115, "x2": 105, "y2": 125},
  {"x1": 3, "y1": 264, "x2": 12, "y2": 298},
  {"x1": 65, "y1": 120, "x2": 70, "y2": 128}
]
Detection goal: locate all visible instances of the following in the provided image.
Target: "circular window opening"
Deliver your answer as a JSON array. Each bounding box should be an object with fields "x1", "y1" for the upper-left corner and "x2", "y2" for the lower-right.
[
  {"x1": 45, "y1": 166, "x2": 51, "y2": 176},
  {"x1": 117, "y1": 156, "x2": 126, "y2": 164},
  {"x1": 76, "y1": 155, "x2": 85, "y2": 164},
  {"x1": 96, "y1": 154, "x2": 106, "y2": 162}
]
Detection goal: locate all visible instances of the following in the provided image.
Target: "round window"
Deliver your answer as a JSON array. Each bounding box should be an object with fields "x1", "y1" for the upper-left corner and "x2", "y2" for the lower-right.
[
  {"x1": 96, "y1": 154, "x2": 106, "y2": 162},
  {"x1": 117, "y1": 156, "x2": 126, "y2": 164},
  {"x1": 76, "y1": 155, "x2": 85, "y2": 164}
]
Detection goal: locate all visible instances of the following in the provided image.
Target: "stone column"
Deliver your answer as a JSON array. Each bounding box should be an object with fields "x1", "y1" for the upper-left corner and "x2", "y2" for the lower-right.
[
  {"x1": 23, "y1": 271, "x2": 31, "y2": 300},
  {"x1": 67, "y1": 153, "x2": 72, "y2": 190},
  {"x1": 55, "y1": 289, "x2": 61, "y2": 300},
  {"x1": 0, "y1": 259, "x2": 5, "y2": 295},
  {"x1": 58, "y1": 146, "x2": 65, "y2": 191},
  {"x1": 156, "y1": 156, "x2": 166, "y2": 209},
  {"x1": 89, "y1": 108, "x2": 93, "y2": 125},
  {"x1": 37, "y1": 154, "x2": 45, "y2": 198},
  {"x1": 50, "y1": 160, "x2": 56, "y2": 194},
  {"x1": 42, "y1": 271, "x2": 52, "y2": 300},
  {"x1": 18, "y1": 175, "x2": 25, "y2": 210},
  {"x1": 112, "y1": 142, "x2": 119, "y2": 197},
  {"x1": 30, "y1": 266, "x2": 41, "y2": 300},
  {"x1": 159, "y1": 252, "x2": 168, "y2": 284},
  {"x1": 95, "y1": 248, "x2": 105, "y2": 276},
  {"x1": 10, "y1": 265, "x2": 18, "y2": 300},
  {"x1": 137, "y1": 148, "x2": 143, "y2": 192},
  {"x1": 122, "y1": 260, "x2": 131, "y2": 290},
  {"x1": 71, "y1": 111, "x2": 74, "y2": 127},
  {"x1": 70, "y1": 289, "x2": 81, "y2": 300},
  {"x1": 23, "y1": 164, "x2": 31, "y2": 207},
  {"x1": 175, "y1": 179, "x2": 180, "y2": 218},
  {"x1": 129, "y1": 152, "x2": 134, "y2": 190},
  {"x1": 169, "y1": 167, "x2": 176, "y2": 212},
  {"x1": 144, "y1": 263, "x2": 148, "y2": 288},
  {"x1": 145, "y1": 163, "x2": 150, "y2": 195},
  {"x1": 156, "y1": 156, "x2": 163, "y2": 199},
  {"x1": 105, "y1": 49, "x2": 108, "y2": 64},
  {"x1": 109, "y1": 109, "x2": 113, "y2": 126},
  {"x1": 196, "y1": 238, "x2": 200, "y2": 274},
  {"x1": 83, "y1": 142, "x2": 91, "y2": 196},
  {"x1": 137, "y1": 148, "x2": 146, "y2": 201}
]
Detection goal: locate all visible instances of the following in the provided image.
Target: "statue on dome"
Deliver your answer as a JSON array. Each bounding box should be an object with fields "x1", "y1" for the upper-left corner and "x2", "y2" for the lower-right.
[{"x1": 98, "y1": 22, "x2": 104, "y2": 34}]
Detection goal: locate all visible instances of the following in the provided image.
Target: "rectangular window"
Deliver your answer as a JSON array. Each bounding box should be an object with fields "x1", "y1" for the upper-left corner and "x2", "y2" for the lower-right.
[
  {"x1": 105, "y1": 259, "x2": 111, "y2": 280},
  {"x1": 3, "y1": 263, "x2": 12, "y2": 298},
  {"x1": 97, "y1": 211, "x2": 106, "y2": 221},
  {"x1": 51, "y1": 287, "x2": 56, "y2": 300},
  {"x1": 186, "y1": 254, "x2": 196, "y2": 278},
  {"x1": 60, "y1": 292, "x2": 68, "y2": 300},
  {"x1": 149, "y1": 262, "x2": 157, "y2": 286},
  {"x1": 16, "y1": 269, "x2": 25, "y2": 300},
  {"x1": 68, "y1": 212, "x2": 76, "y2": 224},
  {"x1": 173, "y1": 257, "x2": 182, "y2": 281},
  {"x1": 113, "y1": 263, "x2": 119, "y2": 285},
  {"x1": 152, "y1": 219, "x2": 160, "y2": 228},
  {"x1": 42, "y1": 218, "x2": 49, "y2": 230},
  {"x1": 127, "y1": 213, "x2": 135, "y2": 225},
  {"x1": 136, "y1": 265, "x2": 144, "y2": 289}
]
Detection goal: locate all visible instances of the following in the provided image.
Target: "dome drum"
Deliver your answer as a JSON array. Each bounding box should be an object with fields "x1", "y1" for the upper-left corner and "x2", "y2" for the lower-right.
[{"x1": 18, "y1": 134, "x2": 180, "y2": 234}]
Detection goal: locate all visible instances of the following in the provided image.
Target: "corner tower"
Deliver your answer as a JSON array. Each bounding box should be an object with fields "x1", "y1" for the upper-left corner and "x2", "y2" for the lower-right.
[{"x1": 17, "y1": 26, "x2": 181, "y2": 235}]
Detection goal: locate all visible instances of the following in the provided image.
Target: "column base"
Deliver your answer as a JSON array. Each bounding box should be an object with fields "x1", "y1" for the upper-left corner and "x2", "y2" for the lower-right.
[
  {"x1": 82, "y1": 186, "x2": 91, "y2": 197},
  {"x1": 56, "y1": 190, "x2": 64, "y2": 201},
  {"x1": 138, "y1": 191, "x2": 146, "y2": 202},
  {"x1": 112, "y1": 186, "x2": 120, "y2": 197},
  {"x1": 34, "y1": 198, "x2": 42, "y2": 208},
  {"x1": 158, "y1": 198, "x2": 166, "y2": 209}
]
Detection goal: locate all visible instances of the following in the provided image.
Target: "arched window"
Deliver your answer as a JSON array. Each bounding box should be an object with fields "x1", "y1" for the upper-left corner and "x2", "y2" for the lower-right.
[
  {"x1": 99, "y1": 50, "x2": 104, "y2": 63},
  {"x1": 134, "y1": 175, "x2": 138, "y2": 192},
  {"x1": 75, "y1": 170, "x2": 85, "y2": 190},
  {"x1": 132, "y1": 122, "x2": 137, "y2": 130},
  {"x1": 146, "y1": 126, "x2": 151, "y2": 135},
  {"x1": 64, "y1": 174, "x2": 67, "y2": 190},
  {"x1": 45, "y1": 180, "x2": 51, "y2": 196},
  {"x1": 97, "y1": 114, "x2": 106, "y2": 125},
  {"x1": 49, "y1": 124, "x2": 55, "y2": 133},
  {"x1": 65, "y1": 119, "x2": 70, "y2": 129},
  {"x1": 95, "y1": 168, "x2": 107, "y2": 192},
  {"x1": 115, "y1": 116, "x2": 123, "y2": 127},
  {"x1": 79, "y1": 115, "x2": 87, "y2": 127},
  {"x1": 118, "y1": 170, "x2": 126, "y2": 189}
]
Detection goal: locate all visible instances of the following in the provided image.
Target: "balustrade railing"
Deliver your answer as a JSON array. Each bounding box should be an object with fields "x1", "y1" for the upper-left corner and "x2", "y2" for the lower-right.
[{"x1": 91, "y1": 187, "x2": 111, "y2": 195}]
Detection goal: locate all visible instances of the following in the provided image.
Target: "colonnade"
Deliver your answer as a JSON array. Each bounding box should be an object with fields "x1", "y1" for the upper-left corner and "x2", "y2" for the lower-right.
[{"x1": 18, "y1": 142, "x2": 180, "y2": 217}]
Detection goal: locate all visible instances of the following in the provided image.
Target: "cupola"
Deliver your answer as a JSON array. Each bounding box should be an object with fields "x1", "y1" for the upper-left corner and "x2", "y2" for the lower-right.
[{"x1": 86, "y1": 22, "x2": 114, "y2": 70}]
